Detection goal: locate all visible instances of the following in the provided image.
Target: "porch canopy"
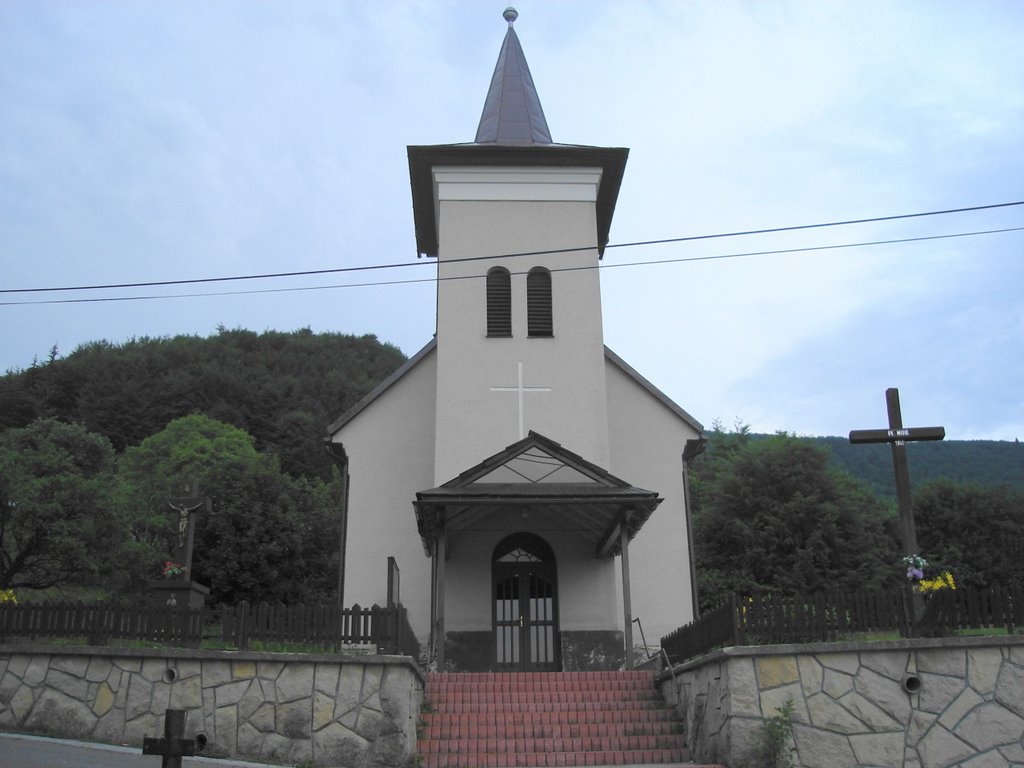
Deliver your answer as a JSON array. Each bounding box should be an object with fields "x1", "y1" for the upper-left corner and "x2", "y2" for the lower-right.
[
  {"x1": 413, "y1": 431, "x2": 662, "y2": 669},
  {"x1": 412, "y1": 432, "x2": 663, "y2": 559}
]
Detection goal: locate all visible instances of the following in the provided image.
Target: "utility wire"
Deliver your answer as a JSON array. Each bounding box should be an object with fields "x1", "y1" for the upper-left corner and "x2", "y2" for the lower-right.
[
  {"x1": 3, "y1": 200, "x2": 1021, "y2": 296},
  {"x1": 3, "y1": 225, "x2": 1021, "y2": 307}
]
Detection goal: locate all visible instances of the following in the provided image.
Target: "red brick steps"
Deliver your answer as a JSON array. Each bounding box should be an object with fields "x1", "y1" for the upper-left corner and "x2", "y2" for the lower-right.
[{"x1": 417, "y1": 671, "x2": 705, "y2": 768}]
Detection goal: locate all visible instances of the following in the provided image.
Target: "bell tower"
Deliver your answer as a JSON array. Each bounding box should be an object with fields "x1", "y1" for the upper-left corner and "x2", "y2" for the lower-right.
[{"x1": 407, "y1": 8, "x2": 629, "y2": 483}]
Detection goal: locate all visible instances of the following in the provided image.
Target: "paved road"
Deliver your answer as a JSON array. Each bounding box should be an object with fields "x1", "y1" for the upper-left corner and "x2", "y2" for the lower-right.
[{"x1": 0, "y1": 733, "x2": 287, "y2": 768}]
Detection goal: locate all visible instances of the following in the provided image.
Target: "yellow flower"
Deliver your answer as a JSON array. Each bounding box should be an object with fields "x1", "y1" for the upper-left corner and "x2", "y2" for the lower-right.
[
  {"x1": 0, "y1": 588, "x2": 17, "y2": 605},
  {"x1": 918, "y1": 572, "x2": 956, "y2": 593}
]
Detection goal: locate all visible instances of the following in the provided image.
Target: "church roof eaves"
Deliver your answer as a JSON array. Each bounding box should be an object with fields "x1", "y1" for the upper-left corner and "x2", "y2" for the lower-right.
[
  {"x1": 324, "y1": 337, "x2": 437, "y2": 438},
  {"x1": 418, "y1": 483, "x2": 653, "y2": 499},
  {"x1": 604, "y1": 346, "x2": 706, "y2": 436},
  {"x1": 407, "y1": 143, "x2": 628, "y2": 259}
]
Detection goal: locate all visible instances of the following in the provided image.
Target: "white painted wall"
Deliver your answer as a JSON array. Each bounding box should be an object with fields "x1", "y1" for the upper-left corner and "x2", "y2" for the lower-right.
[
  {"x1": 331, "y1": 347, "x2": 437, "y2": 641},
  {"x1": 605, "y1": 354, "x2": 701, "y2": 642}
]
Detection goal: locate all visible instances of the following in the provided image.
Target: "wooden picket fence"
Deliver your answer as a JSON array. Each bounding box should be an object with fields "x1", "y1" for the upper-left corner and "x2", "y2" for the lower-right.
[
  {"x1": 0, "y1": 600, "x2": 420, "y2": 660},
  {"x1": 0, "y1": 601, "x2": 203, "y2": 646},
  {"x1": 661, "y1": 584, "x2": 1024, "y2": 665},
  {"x1": 221, "y1": 601, "x2": 420, "y2": 658}
]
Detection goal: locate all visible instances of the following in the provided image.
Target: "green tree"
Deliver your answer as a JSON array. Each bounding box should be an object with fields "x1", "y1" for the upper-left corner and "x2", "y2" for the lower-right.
[
  {"x1": 693, "y1": 430, "x2": 900, "y2": 610},
  {"x1": 118, "y1": 414, "x2": 339, "y2": 604},
  {"x1": 914, "y1": 479, "x2": 1024, "y2": 588},
  {"x1": 0, "y1": 419, "x2": 120, "y2": 589}
]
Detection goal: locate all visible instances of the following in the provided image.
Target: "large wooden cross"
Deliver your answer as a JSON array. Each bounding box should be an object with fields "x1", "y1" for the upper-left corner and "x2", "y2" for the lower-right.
[
  {"x1": 849, "y1": 388, "x2": 945, "y2": 558},
  {"x1": 165, "y1": 479, "x2": 211, "y2": 579}
]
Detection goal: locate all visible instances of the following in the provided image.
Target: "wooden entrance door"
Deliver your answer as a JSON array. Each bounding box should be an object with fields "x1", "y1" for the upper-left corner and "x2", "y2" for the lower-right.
[{"x1": 493, "y1": 534, "x2": 559, "y2": 670}]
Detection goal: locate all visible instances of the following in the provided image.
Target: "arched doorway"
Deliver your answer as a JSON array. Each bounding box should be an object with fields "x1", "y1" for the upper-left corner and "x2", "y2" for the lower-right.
[{"x1": 492, "y1": 532, "x2": 559, "y2": 670}]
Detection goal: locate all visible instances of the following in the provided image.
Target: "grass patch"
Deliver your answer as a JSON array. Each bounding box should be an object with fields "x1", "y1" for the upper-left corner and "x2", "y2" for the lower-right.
[{"x1": 954, "y1": 626, "x2": 1009, "y2": 637}]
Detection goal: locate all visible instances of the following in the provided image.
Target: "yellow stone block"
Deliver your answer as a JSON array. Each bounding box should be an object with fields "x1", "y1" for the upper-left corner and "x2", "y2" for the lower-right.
[
  {"x1": 757, "y1": 656, "x2": 799, "y2": 689},
  {"x1": 232, "y1": 661, "x2": 257, "y2": 680},
  {"x1": 93, "y1": 682, "x2": 114, "y2": 717},
  {"x1": 313, "y1": 691, "x2": 335, "y2": 730}
]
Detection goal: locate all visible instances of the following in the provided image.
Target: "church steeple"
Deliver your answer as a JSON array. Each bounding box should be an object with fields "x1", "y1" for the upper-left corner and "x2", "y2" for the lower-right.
[
  {"x1": 407, "y1": 9, "x2": 628, "y2": 259},
  {"x1": 474, "y1": 8, "x2": 552, "y2": 145}
]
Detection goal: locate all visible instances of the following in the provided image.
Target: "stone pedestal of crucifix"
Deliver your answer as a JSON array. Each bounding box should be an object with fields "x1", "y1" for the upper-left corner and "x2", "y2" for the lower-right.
[
  {"x1": 849, "y1": 388, "x2": 945, "y2": 626},
  {"x1": 148, "y1": 479, "x2": 211, "y2": 611}
]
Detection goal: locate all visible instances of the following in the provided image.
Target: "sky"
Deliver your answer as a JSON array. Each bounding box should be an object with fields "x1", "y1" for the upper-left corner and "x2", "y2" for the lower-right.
[{"x1": 2, "y1": 1, "x2": 1022, "y2": 441}]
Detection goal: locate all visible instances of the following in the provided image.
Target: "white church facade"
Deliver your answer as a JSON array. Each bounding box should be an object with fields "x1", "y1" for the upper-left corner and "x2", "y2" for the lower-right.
[{"x1": 326, "y1": 10, "x2": 704, "y2": 672}]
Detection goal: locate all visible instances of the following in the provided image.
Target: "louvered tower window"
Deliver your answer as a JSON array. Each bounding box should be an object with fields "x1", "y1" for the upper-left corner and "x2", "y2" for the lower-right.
[
  {"x1": 527, "y1": 267, "x2": 553, "y2": 337},
  {"x1": 486, "y1": 267, "x2": 512, "y2": 337}
]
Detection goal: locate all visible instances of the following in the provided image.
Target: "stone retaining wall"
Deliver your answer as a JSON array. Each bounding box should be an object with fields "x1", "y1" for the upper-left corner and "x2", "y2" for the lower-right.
[
  {"x1": 0, "y1": 645, "x2": 423, "y2": 767},
  {"x1": 657, "y1": 636, "x2": 1024, "y2": 768}
]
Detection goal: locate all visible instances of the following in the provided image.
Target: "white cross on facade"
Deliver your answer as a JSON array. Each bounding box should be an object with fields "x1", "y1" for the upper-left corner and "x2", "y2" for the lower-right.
[{"x1": 490, "y1": 361, "x2": 552, "y2": 439}]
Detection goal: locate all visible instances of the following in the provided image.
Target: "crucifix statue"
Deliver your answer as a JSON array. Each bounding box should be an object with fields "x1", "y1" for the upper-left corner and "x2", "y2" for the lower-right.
[{"x1": 165, "y1": 479, "x2": 211, "y2": 580}]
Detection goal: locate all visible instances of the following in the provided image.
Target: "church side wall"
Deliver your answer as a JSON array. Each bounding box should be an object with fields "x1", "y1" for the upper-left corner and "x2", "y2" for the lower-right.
[
  {"x1": 605, "y1": 357, "x2": 701, "y2": 644},
  {"x1": 332, "y1": 348, "x2": 437, "y2": 649},
  {"x1": 0, "y1": 646, "x2": 423, "y2": 768}
]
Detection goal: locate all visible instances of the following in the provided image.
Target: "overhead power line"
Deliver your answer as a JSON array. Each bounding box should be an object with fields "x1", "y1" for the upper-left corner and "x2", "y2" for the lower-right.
[
  {"x1": 3, "y1": 225, "x2": 1021, "y2": 307},
  {"x1": 2, "y1": 200, "x2": 1022, "y2": 296}
]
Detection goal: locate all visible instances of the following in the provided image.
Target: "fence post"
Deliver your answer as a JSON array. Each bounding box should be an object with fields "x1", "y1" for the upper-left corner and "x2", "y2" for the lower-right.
[
  {"x1": 355, "y1": 603, "x2": 364, "y2": 644},
  {"x1": 238, "y1": 601, "x2": 250, "y2": 651},
  {"x1": 730, "y1": 594, "x2": 743, "y2": 646}
]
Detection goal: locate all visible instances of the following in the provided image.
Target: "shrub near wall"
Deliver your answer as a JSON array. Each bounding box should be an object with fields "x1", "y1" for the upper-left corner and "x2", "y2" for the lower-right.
[
  {"x1": 0, "y1": 645, "x2": 423, "y2": 767},
  {"x1": 659, "y1": 636, "x2": 1024, "y2": 768}
]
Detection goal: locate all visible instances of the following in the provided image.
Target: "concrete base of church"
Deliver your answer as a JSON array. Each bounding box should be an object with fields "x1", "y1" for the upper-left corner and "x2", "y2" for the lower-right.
[
  {"x1": 443, "y1": 630, "x2": 625, "y2": 671},
  {"x1": 443, "y1": 632, "x2": 492, "y2": 671},
  {"x1": 559, "y1": 631, "x2": 625, "y2": 671}
]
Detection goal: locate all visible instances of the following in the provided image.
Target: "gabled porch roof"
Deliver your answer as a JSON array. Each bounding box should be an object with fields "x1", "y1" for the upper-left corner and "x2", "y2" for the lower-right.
[{"x1": 413, "y1": 431, "x2": 662, "y2": 559}]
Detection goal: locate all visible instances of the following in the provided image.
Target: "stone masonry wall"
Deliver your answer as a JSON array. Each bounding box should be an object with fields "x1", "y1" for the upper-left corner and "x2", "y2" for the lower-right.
[
  {"x1": 0, "y1": 645, "x2": 424, "y2": 767},
  {"x1": 658, "y1": 636, "x2": 1024, "y2": 768}
]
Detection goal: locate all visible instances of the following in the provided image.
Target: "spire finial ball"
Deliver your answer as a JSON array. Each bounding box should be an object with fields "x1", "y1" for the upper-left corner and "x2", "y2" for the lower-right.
[{"x1": 503, "y1": 7, "x2": 518, "y2": 25}]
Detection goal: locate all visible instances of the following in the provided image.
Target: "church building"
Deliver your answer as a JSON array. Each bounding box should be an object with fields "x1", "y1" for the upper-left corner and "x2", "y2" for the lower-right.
[{"x1": 326, "y1": 9, "x2": 704, "y2": 672}]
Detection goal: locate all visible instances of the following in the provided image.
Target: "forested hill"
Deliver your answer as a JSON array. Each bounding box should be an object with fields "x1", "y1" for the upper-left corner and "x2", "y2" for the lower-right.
[
  {"x1": 3, "y1": 330, "x2": 1020, "y2": 492},
  {"x1": 801, "y1": 435, "x2": 1023, "y2": 496},
  {"x1": 0, "y1": 328, "x2": 407, "y2": 481}
]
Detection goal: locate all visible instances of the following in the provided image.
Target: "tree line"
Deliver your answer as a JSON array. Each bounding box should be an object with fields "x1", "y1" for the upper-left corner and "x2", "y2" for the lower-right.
[
  {"x1": 691, "y1": 426, "x2": 1024, "y2": 612},
  {"x1": 2, "y1": 330, "x2": 1021, "y2": 609},
  {"x1": 0, "y1": 327, "x2": 406, "y2": 481}
]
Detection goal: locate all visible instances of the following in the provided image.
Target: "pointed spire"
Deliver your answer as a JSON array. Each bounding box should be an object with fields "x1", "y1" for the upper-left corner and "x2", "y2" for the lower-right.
[{"x1": 475, "y1": 8, "x2": 552, "y2": 145}]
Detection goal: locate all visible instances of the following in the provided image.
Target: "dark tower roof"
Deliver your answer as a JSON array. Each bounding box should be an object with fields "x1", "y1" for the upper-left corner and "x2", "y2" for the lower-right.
[
  {"x1": 474, "y1": 7, "x2": 552, "y2": 145},
  {"x1": 407, "y1": 8, "x2": 629, "y2": 259}
]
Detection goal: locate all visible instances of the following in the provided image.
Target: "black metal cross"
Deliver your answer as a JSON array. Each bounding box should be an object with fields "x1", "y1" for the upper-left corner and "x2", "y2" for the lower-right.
[
  {"x1": 849, "y1": 387, "x2": 945, "y2": 557},
  {"x1": 142, "y1": 709, "x2": 196, "y2": 768}
]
